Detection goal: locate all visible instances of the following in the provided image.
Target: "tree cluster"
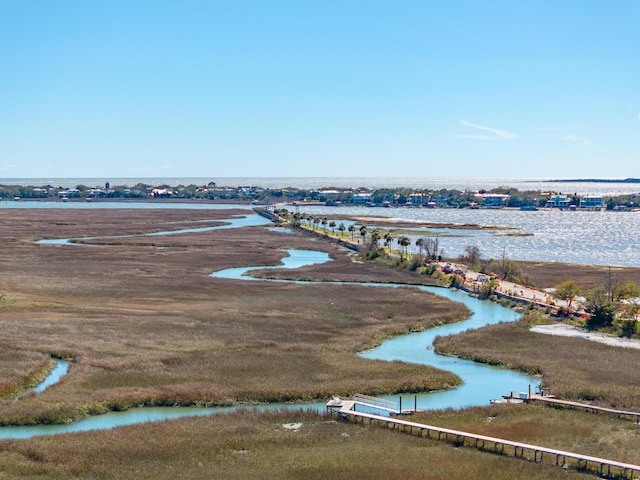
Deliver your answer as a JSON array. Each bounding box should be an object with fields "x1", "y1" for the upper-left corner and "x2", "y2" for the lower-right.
[{"x1": 552, "y1": 278, "x2": 640, "y2": 336}]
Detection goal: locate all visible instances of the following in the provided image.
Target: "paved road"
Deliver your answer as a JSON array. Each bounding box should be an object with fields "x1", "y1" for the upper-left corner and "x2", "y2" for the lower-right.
[{"x1": 439, "y1": 261, "x2": 574, "y2": 311}]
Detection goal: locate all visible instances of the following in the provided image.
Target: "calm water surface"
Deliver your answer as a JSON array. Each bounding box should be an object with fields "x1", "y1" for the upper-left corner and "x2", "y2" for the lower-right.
[{"x1": 297, "y1": 205, "x2": 640, "y2": 267}]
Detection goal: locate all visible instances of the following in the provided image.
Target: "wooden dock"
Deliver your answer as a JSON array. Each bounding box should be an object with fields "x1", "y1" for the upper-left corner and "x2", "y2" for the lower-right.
[
  {"x1": 527, "y1": 394, "x2": 640, "y2": 423},
  {"x1": 328, "y1": 395, "x2": 640, "y2": 478},
  {"x1": 326, "y1": 394, "x2": 399, "y2": 415}
]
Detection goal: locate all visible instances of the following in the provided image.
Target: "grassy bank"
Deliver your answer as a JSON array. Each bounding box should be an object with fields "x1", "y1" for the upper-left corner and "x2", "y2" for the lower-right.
[{"x1": 0, "y1": 351, "x2": 52, "y2": 398}]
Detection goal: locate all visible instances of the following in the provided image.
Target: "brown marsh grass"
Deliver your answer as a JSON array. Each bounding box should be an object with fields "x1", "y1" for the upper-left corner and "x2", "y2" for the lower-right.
[
  {"x1": 3, "y1": 207, "x2": 640, "y2": 477},
  {"x1": 0, "y1": 208, "x2": 466, "y2": 424},
  {"x1": 0, "y1": 408, "x2": 602, "y2": 479},
  {"x1": 0, "y1": 351, "x2": 51, "y2": 398}
]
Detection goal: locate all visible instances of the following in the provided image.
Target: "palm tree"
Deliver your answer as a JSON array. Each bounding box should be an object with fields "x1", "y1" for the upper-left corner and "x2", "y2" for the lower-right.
[
  {"x1": 338, "y1": 223, "x2": 345, "y2": 238},
  {"x1": 397, "y1": 235, "x2": 411, "y2": 260},
  {"x1": 329, "y1": 220, "x2": 336, "y2": 234},
  {"x1": 348, "y1": 224, "x2": 356, "y2": 240},
  {"x1": 321, "y1": 217, "x2": 328, "y2": 233},
  {"x1": 370, "y1": 229, "x2": 380, "y2": 247},
  {"x1": 384, "y1": 232, "x2": 394, "y2": 251},
  {"x1": 415, "y1": 237, "x2": 424, "y2": 256},
  {"x1": 359, "y1": 225, "x2": 368, "y2": 243},
  {"x1": 313, "y1": 217, "x2": 320, "y2": 230}
]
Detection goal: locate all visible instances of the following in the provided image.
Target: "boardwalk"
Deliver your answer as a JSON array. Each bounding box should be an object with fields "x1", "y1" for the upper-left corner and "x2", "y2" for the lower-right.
[
  {"x1": 328, "y1": 396, "x2": 640, "y2": 479},
  {"x1": 527, "y1": 394, "x2": 640, "y2": 423}
]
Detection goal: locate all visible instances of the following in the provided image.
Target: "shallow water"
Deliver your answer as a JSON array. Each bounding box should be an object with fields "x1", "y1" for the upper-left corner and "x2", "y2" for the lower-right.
[{"x1": 33, "y1": 361, "x2": 69, "y2": 394}]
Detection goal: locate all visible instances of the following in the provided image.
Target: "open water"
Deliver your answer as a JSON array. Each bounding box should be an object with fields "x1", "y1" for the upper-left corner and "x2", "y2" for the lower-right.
[
  {"x1": 2, "y1": 176, "x2": 640, "y2": 196},
  {"x1": 294, "y1": 205, "x2": 640, "y2": 268}
]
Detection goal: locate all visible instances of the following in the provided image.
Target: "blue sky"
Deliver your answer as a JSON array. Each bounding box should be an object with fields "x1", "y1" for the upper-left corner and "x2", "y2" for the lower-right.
[{"x1": 1, "y1": 1, "x2": 639, "y2": 179}]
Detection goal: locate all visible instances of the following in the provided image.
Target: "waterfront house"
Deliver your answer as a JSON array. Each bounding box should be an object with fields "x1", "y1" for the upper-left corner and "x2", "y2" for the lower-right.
[
  {"x1": 57, "y1": 188, "x2": 80, "y2": 198},
  {"x1": 545, "y1": 194, "x2": 572, "y2": 209},
  {"x1": 317, "y1": 189, "x2": 343, "y2": 201},
  {"x1": 579, "y1": 194, "x2": 605, "y2": 209},
  {"x1": 475, "y1": 193, "x2": 510, "y2": 207},
  {"x1": 150, "y1": 188, "x2": 173, "y2": 198},
  {"x1": 353, "y1": 192, "x2": 373, "y2": 204},
  {"x1": 408, "y1": 193, "x2": 428, "y2": 206}
]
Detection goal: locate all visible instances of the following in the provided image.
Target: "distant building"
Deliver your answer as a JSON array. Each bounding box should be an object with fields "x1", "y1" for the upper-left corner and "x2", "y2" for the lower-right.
[
  {"x1": 353, "y1": 193, "x2": 373, "y2": 204},
  {"x1": 317, "y1": 189, "x2": 345, "y2": 201},
  {"x1": 475, "y1": 193, "x2": 510, "y2": 207},
  {"x1": 545, "y1": 194, "x2": 572, "y2": 208},
  {"x1": 150, "y1": 188, "x2": 173, "y2": 198},
  {"x1": 238, "y1": 186, "x2": 257, "y2": 196},
  {"x1": 57, "y1": 188, "x2": 80, "y2": 198},
  {"x1": 579, "y1": 194, "x2": 605, "y2": 209},
  {"x1": 433, "y1": 195, "x2": 449, "y2": 206},
  {"x1": 408, "y1": 193, "x2": 427, "y2": 206}
]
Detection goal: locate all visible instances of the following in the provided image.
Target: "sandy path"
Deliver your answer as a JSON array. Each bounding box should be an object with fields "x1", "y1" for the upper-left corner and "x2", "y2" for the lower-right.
[{"x1": 531, "y1": 324, "x2": 640, "y2": 350}]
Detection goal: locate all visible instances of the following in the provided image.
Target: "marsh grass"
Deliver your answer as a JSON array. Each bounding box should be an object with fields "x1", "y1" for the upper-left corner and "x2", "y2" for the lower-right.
[
  {"x1": 2, "y1": 208, "x2": 640, "y2": 477},
  {"x1": 0, "y1": 351, "x2": 51, "y2": 398},
  {"x1": 0, "y1": 409, "x2": 601, "y2": 479},
  {"x1": 0, "y1": 209, "x2": 467, "y2": 425},
  {"x1": 417, "y1": 404, "x2": 640, "y2": 466}
]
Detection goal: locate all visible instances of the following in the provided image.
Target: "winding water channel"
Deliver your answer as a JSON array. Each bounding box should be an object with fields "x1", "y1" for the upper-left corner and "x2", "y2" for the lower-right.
[{"x1": 1, "y1": 212, "x2": 534, "y2": 439}]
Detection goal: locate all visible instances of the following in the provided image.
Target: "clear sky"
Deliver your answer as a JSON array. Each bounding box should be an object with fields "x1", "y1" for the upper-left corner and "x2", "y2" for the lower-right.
[{"x1": 1, "y1": 1, "x2": 638, "y2": 179}]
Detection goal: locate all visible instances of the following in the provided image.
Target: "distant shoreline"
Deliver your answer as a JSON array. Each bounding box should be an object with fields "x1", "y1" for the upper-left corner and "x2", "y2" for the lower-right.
[{"x1": 544, "y1": 178, "x2": 640, "y2": 184}]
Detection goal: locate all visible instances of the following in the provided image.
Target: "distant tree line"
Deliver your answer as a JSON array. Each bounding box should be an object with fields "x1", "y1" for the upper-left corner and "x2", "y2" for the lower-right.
[{"x1": 2, "y1": 183, "x2": 638, "y2": 210}]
